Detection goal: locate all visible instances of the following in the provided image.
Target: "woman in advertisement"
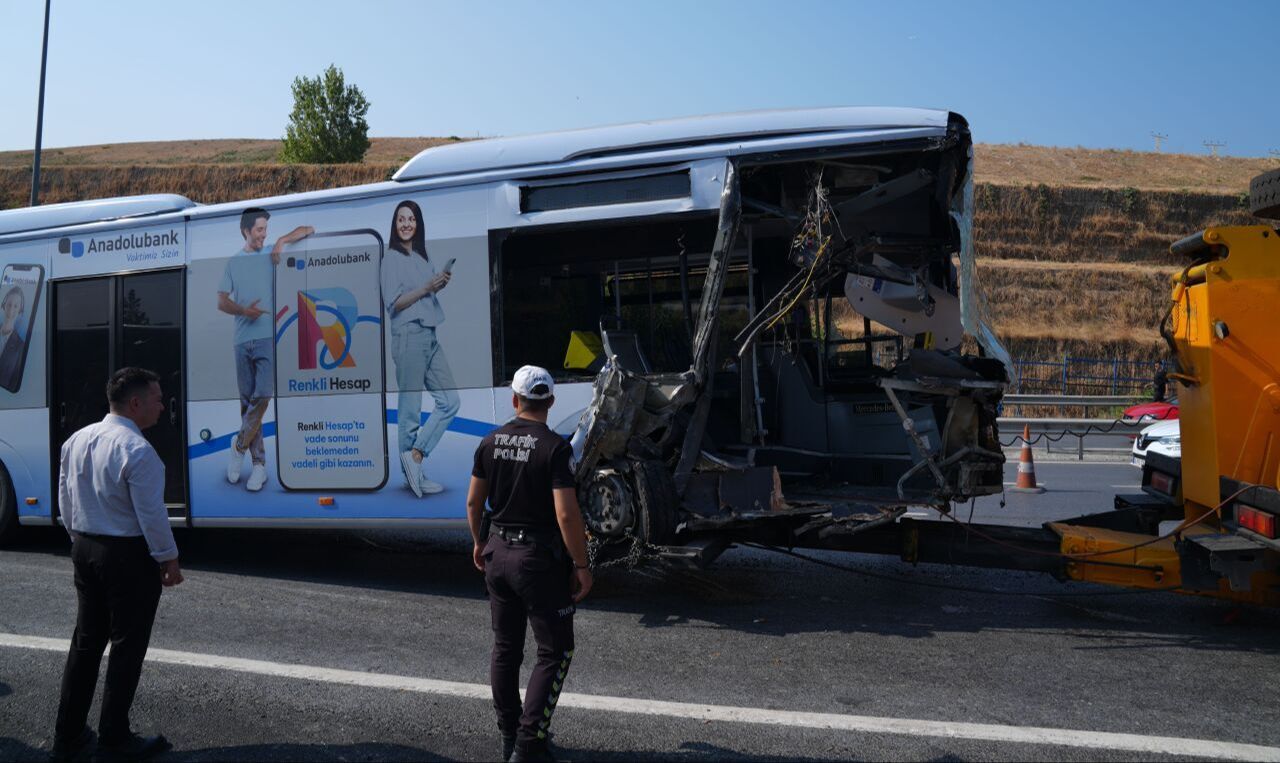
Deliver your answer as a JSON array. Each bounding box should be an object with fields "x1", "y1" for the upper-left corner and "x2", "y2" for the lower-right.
[
  {"x1": 381, "y1": 200, "x2": 461, "y2": 497},
  {"x1": 0, "y1": 286, "x2": 27, "y2": 392}
]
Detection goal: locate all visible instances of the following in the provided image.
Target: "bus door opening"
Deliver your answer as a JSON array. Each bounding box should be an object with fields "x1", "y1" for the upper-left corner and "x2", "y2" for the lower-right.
[{"x1": 51, "y1": 269, "x2": 189, "y2": 516}]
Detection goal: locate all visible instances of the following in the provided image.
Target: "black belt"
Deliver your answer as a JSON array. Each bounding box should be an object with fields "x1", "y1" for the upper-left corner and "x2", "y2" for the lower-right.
[
  {"x1": 490, "y1": 526, "x2": 559, "y2": 544},
  {"x1": 73, "y1": 531, "x2": 146, "y2": 544}
]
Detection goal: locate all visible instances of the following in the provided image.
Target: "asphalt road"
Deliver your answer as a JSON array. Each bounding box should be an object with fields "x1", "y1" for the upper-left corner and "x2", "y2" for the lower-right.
[{"x1": 3, "y1": 460, "x2": 1279, "y2": 762}]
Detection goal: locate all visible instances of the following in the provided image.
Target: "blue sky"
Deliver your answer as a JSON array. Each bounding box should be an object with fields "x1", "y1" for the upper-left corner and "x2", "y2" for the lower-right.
[{"x1": 2, "y1": 0, "x2": 1277, "y2": 156}]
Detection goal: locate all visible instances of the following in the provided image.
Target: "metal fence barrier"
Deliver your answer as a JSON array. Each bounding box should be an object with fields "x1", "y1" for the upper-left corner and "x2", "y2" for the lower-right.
[
  {"x1": 1010, "y1": 356, "x2": 1167, "y2": 396},
  {"x1": 997, "y1": 416, "x2": 1147, "y2": 461}
]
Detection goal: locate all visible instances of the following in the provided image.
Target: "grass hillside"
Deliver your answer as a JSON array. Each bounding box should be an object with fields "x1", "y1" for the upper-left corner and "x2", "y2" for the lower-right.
[
  {"x1": 2, "y1": 139, "x2": 1275, "y2": 377},
  {"x1": 0, "y1": 137, "x2": 459, "y2": 169}
]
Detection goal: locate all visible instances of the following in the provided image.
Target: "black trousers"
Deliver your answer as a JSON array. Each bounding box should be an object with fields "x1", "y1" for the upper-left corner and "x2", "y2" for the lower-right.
[
  {"x1": 54, "y1": 534, "x2": 162, "y2": 745},
  {"x1": 483, "y1": 534, "x2": 576, "y2": 744}
]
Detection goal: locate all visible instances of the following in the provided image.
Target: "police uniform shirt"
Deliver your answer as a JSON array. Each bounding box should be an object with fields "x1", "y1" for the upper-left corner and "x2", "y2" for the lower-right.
[{"x1": 472, "y1": 418, "x2": 575, "y2": 531}]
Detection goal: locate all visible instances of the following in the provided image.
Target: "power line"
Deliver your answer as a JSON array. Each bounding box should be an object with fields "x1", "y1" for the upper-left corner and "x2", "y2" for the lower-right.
[
  {"x1": 1150, "y1": 132, "x2": 1168, "y2": 152},
  {"x1": 1203, "y1": 140, "x2": 1226, "y2": 159}
]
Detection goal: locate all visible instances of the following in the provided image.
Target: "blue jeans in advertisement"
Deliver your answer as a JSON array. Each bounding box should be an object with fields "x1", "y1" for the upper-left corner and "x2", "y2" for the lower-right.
[
  {"x1": 393, "y1": 324, "x2": 460, "y2": 457},
  {"x1": 234, "y1": 337, "x2": 272, "y2": 465}
]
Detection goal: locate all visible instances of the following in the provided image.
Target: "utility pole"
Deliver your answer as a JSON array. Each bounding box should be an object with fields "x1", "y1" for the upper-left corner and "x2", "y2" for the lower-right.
[
  {"x1": 30, "y1": 0, "x2": 52, "y2": 207},
  {"x1": 1269, "y1": 149, "x2": 1280, "y2": 163},
  {"x1": 1151, "y1": 132, "x2": 1168, "y2": 152},
  {"x1": 1203, "y1": 141, "x2": 1226, "y2": 159}
]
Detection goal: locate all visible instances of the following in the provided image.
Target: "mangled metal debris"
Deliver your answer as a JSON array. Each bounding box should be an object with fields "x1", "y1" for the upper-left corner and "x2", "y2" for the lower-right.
[{"x1": 570, "y1": 114, "x2": 1009, "y2": 558}]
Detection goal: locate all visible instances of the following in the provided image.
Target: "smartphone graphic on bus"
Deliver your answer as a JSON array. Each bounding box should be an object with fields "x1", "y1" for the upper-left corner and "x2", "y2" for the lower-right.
[
  {"x1": 0, "y1": 263, "x2": 45, "y2": 394},
  {"x1": 273, "y1": 230, "x2": 388, "y2": 491}
]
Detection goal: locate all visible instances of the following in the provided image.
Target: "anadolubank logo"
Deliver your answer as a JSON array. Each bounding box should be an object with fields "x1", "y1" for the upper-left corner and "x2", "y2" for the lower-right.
[
  {"x1": 58, "y1": 230, "x2": 180, "y2": 260},
  {"x1": 57, "y1": 237, "x2": 85, "y2": 258}
]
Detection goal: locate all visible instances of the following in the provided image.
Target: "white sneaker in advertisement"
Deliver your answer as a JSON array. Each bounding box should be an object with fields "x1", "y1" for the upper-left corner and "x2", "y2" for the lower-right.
[
  {"x1": 420, "y1": 473, "x2": 445, "y2": 495},
  {"x1": 226, "y1": 444, "x2": 244, "y2": 484},
  {"x1": 246, "y1": 464, "x2": 267, "y2": 492},
  {"x1": 401, "y1": 451, "x2": 423, "y2": 497}
]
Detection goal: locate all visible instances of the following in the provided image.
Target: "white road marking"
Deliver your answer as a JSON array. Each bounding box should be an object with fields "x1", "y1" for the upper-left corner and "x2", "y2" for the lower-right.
[{"x1": 3, "y1": 633, "x2": 1278, "y2": 761}]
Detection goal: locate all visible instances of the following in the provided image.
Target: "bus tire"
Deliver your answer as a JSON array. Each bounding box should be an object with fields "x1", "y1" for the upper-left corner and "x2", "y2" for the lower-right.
[
  {"x1": 0, "y1": 463, "x2": 19, "y2": 547},
  {"x1": 627, "y1": 458, "x2": 677, "y2": 546},
  {"x1": 1251, "y1": 169, "x2": 1280, "y2": 220}
]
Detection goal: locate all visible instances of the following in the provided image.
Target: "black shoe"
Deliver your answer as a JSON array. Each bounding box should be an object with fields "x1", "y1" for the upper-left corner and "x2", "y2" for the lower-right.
[
  {"x1": 49, "y1": 728, "x2": 95, "y2": 763},
  {"x1": 92, "y1": 734, "x2": 170, "y2": 763},
  {"x1": 509, "y1": 737, "x2": 556, "y2": 763},
  {"x1": 501, "y1": 733, "x2": 517, "y2": 762}
]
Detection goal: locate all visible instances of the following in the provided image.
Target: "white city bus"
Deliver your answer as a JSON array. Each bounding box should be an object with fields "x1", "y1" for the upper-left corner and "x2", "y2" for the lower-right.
[{"x1": 0, "y1": 107, "x2": 1009, "y2": 546}]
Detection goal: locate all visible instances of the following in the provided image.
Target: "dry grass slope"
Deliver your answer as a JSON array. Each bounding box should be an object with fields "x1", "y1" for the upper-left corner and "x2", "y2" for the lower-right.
[
  {"x1": 978, "y1": 144, "x2": 1277, "y2": 194},
  {"x1": 0, "y1": 137, "x2": 462, "y2": 169}
]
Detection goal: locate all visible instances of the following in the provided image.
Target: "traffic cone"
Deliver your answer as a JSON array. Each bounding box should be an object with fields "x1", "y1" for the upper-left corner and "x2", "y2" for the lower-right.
[{"x1": 1009, "y1": 423, "x2": 1046, "y2": 493}]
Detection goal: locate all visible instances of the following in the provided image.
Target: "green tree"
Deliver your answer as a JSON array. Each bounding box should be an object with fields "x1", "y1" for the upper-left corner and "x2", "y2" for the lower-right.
[{"x1": 280, "y1": 65, "x2": 370, "y2": 164}]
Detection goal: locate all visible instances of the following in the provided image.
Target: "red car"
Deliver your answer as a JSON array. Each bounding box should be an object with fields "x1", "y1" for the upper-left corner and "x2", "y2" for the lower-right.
[{"x1": 1123, "y1": 399, "x2": 1179, "y2": 423}]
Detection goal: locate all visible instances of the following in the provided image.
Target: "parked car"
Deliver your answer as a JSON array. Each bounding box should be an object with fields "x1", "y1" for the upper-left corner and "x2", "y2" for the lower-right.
[
  {"x1": 1123, "y1": 398, "x2": 1179, "y2": 423},
  {"x1": 1132, "y1": 418, "x2": 1180, "y2": 466}
]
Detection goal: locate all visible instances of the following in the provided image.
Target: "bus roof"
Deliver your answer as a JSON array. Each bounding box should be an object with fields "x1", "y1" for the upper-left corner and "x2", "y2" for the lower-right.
[
  {"x1": 393, "y1": 106, "x2": 952, "y2": 181},
  {"x1": 0, "y1": 108, "x2": 957, "y2": 240},
  {"x1": 0, "y1": 194, "x2": 197, "y2": 237}
]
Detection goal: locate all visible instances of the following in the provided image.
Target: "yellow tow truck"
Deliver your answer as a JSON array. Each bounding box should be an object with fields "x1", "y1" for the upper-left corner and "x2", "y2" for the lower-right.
[{"x1": 1050, "y1": 169, "x2": 1280, "y2": 606}]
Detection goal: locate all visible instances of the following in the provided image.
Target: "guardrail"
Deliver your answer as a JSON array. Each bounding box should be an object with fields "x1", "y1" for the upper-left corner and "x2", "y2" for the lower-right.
[
  {"x1": 1002, "y1": 394, "x2": 1147, "y2": 409},
  {"x1": 997, "y1": 416, "x2": 1148, "y2": 461}
]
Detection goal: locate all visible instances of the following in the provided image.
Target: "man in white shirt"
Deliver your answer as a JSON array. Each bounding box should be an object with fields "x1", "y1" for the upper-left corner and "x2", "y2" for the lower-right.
[{"x1": 51, "y1": 367, "x2": 183, "y2": 763}]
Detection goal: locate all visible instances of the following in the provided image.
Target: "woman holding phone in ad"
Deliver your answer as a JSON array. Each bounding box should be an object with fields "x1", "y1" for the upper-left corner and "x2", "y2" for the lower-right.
[
  {"x1": 381, "y1": 200, "x2": 461, "y2": 497},
  {"x1": 0, "y1": 286, "x2": 27, "y2": 392}
]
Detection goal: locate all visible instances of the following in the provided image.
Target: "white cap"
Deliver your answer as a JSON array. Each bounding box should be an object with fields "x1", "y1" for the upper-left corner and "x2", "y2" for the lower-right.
[{"x1": 512, "y1": 365, "x2": 555, "y2": 399}]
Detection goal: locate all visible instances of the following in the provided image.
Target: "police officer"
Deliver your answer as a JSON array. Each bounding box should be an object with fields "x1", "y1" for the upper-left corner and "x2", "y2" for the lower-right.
[{"x1": 467, "y1": 365, "x2": 592, "y2": 763}]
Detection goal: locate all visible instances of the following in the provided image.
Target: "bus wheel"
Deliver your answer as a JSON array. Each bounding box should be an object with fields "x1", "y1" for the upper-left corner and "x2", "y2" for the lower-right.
[
  {"x1": 0, "y1": 463, "x2": 19, "y2": 547},
  {"x1": 580, "y1": 459, "x2": 677, "y2": 545},
  {"x1": 626, "y1": 458, "x2": 677, "y2": 546},
  {"x1": 581, "y1": 467, "x2": 634, "y2": 538}
]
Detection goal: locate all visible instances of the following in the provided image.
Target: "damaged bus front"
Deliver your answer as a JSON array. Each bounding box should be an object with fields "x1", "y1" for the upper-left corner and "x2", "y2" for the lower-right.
[{"x1": 565, "y1": 112, "x2": 1010, "y2": 559}]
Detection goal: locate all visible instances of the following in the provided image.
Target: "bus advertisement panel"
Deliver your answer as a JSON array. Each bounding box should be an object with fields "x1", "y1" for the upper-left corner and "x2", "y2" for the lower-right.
[
  {"x1": 273, "y1": 230, "x2": 387, "y2": 491},
  {"x1": 183, "y1": 191, "x2": 498, "y2": 521},
  {"x1": 0, "y1": 240, "x2": 52, "y2": 521},
  {"x1": 0, "y1": 261, "x2": 45, "y2": 396}
]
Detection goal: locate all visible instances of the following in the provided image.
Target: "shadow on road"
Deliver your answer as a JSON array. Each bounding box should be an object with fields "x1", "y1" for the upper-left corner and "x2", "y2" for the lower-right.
[
  {"x1": 11, "y1": 524, "x2": 1279, "y2": 654},
  {"x1": 0, "y1": 737, "x2": 445, "y2": 762}
]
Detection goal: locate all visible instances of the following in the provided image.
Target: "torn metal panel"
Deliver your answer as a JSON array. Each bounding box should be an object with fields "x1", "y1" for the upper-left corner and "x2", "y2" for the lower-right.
[
  {"x1": 844, "y1": 268, "x2": 963, "y2": 350},
  {"x1": 683, "y1": 467, "x2": 784, "y2": 518},
  {"x1": 571, "y1": 362, "x2": 694, "y2": 481},
  {"x1": 689, "y1": 160, "x2": 742, "y2": 386},
  {"x1": 951, "y1": 140, "x2": 1013, "y2": 376}
]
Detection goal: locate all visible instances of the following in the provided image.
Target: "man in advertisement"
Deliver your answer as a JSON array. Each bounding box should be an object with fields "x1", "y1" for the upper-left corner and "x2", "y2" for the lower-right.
[
  {"x1": 467, "y1": 366, "x2": 593, "y2": 763},
  {"x1": 217, "y1": 207, "x2": 313, "y2": 491}
]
